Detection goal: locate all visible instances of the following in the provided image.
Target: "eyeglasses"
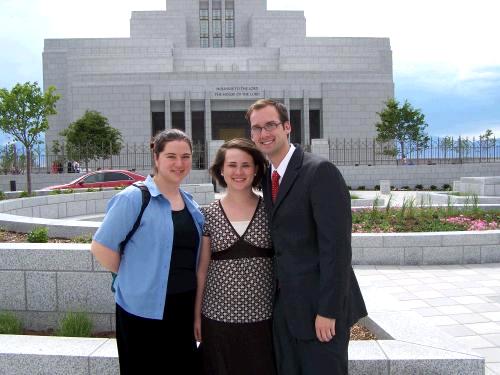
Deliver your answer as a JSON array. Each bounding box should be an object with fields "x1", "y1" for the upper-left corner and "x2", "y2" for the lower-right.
[{"x1": 250, "y1": 122, "x2": 282, "y2": 136}]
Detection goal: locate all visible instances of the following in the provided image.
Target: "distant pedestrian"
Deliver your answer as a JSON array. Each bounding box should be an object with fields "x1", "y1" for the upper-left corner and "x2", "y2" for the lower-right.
[{"x1": 73, "y1": 160, "x2": 80, "y2": 173}]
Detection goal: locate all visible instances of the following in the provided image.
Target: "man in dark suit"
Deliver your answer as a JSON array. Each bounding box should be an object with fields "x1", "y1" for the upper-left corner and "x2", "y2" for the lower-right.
[{"x1": 246, "y1": 99, "x2": 367, "y2": 375}]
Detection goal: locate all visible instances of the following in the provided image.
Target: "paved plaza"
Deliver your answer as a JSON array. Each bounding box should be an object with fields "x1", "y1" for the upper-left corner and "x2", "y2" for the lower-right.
[{"x1": 356, "y1": 263, "x2": 500, "y2": 374}]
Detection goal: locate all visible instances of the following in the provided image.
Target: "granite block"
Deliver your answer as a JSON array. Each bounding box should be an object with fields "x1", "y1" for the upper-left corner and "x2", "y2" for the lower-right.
[
  {"x1": 39, "y1": 204, "x2": 59, "y2": 219},
  {"x1": 442, "y1": 232, "x2": 498, "y2": 246},
  {"x1": 384, "y1": 233, "x2": 442, "y2": 247},
  {"x1": 26, "y1": 272, "x2": 57, "y2": 311},
  {"x1": 352, "y1": 234, "x2": 384, "y2": 248},
  {"x1": 379, "y1": 341, "x2": 484, "y2": 374},
  {"x1": 89, "y1": 340, "x2": 119, "y2": 375},
  {"x1": 57, "y1": 272, "x2": 115, "y2": 313},
  {"x1": 0, "y1": 271, "x2": 26, "y2": 309},
  {"x1": 0, "y1": 354, "x2": 89, "y2": 375},
  {"x1": 481, "y1": 245, "x2": 500, "y2": 263},
  {"x1": 363, "y1": 247, "x2": 404, "y2": 265},
  {"x1": 464, "y1": 245, "x2": 481, "y2": 264},
  {"x1": 0, "y1": 245, "x2": 93, "y2": 271},
  {"x1": 86, "y1": 199, "x2": 96, "y2": 215},
  {"x1": 13, "y1": 207, "x2": 34, "y2": 217},
  {"x1": 57, "y1": 203, "x2": 67, "y2": 218},
  {"x1": 22, "y1": 196, "x2": 47, "y2": 208},
  {"x1": 46, "y1": 194, "x2": 75, "y2": 204},
  {"x1": 66, "y1": 201, "x2": 87, "y2": 217},
  {"x1": 348, "y1": 341, "x2": 388, "y2": 375},
  {"x1": 404, "y1": 247, "x2": 423, "y2": 265},
  {"x1": 352, "y1": 247, "x2": 363, "y2": 265},
  {"x1": 423, "y1": 246, "x2": 463, "y2": 265},
  {"x1": 0, "y1": 199, "x2": 23, "y2": 212}
]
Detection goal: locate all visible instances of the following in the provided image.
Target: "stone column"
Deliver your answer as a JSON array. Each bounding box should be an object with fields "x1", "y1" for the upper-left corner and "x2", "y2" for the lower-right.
[
  {"x1": 164, "y1": 93, "x2": 171, "y2": 130},
  {"x1": 208, "y1": 140, "x2": 225, "y2": 192},
  {"x1": 185, "y1": 92, "x2": 192, "y2": 137},
  {"x1": 205, "y1": 94, "x2": 212, "y2": 142},
  {"x1": 303, "y1": 92, "x2": 310, "y2": 145},
  {"x1": 284, "y1": 96, "x2": 290, "y2": 120}
]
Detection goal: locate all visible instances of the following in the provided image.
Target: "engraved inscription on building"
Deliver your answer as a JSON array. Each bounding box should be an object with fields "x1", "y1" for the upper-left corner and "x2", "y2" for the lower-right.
[{"x1": 213, "y1": 86, "x2": 261, "y2": 98}]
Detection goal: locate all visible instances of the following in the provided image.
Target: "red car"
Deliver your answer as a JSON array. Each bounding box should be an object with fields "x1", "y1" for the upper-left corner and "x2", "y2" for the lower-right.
[{"x1": 46, "y1": 170, "x2": 146, "y2": 190}]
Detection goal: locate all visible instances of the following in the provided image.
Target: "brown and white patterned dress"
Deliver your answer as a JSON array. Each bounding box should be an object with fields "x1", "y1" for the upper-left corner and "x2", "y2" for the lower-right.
[{"x1": 201, "y1": 197, "x2": 276, "y2": 375}]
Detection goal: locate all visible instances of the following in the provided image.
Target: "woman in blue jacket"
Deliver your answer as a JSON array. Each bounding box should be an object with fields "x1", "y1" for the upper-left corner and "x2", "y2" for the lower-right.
[{"x1": 91, "y1": 129, "x2": 204, "y2": 375}]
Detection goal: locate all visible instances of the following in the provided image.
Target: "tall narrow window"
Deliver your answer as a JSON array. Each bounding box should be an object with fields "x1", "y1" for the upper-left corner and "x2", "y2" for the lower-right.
[
  {"x1": 212, "y1": 1, "x2": 222, "y2": 48},
  {"x1": 225, "y1": 1, "x2": 235, "y2": 47},
  {"x1": 200, "y1": 2, "x2": 209, "y2": 47}
]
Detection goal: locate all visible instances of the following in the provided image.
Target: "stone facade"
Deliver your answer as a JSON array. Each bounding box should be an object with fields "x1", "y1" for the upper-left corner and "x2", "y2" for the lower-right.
[{"x1": 43, "y1": 0, "x2": 393, "y2": 148}]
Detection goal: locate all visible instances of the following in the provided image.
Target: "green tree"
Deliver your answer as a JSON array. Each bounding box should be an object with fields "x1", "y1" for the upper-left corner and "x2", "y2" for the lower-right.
[
  {"x1": 441, "y1": 136, "x2": 471, "y2": 162},
  {"x1": 478, "y1": 129, "x2": 495, "y2": 161},
  {"x1": 0, "y1": 143, "x2": 18, "y2": 174},
  {"x1": 60, "y1": 110, "x2": 123, "y2": 171},
  {"x1": 0, "y1": 82, "x2": 60, "y2": 193},
  {"x1": 375, "y1": 98, "x2": 430, "y2": 160}
]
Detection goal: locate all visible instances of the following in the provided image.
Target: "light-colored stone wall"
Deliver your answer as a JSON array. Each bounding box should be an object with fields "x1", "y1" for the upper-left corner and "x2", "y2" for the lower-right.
[
  {"x1": 321, "y1": 82, "x2": 394, "y2": 140},
  {"x1": 250, "y1": 11, "x2": 305, "y2": 47},
  {"x1": 336, "y1": 163, "x2": 500, "y2": 190},
  {"x1": 0, "y1": 184, "x2": 214, "y2": 217},
  {"x1": 1, "y1": 231, "x2": 498, "y2": 331},
  {"x1": 130, "y1": 12, "x2": 187, "y2": 47}
]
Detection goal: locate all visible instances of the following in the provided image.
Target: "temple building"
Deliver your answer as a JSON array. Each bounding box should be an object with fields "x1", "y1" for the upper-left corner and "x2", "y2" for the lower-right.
[{"x1": 43, "y1": 0, "x2": 393, "y2": 147}]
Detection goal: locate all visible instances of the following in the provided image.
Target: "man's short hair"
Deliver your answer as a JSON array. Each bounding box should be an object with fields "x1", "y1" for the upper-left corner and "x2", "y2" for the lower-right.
[{"x1": 245, "y1": 99, "x2": 289, "y2": 124}]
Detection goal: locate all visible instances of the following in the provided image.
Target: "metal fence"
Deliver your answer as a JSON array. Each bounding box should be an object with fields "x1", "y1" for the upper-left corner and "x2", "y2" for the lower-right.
[
  {"x1": 1, "y1": 137, "x2": 499, "y2": 174},
  {"x1": 0, "y1": 141, "x2": 207, "y2": 174},
  {"x1": 329, "y1": 137, "x2": 500, "y2": 166}
]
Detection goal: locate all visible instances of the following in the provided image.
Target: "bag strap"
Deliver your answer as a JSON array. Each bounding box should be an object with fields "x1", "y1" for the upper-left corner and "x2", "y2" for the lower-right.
[{"x1": 118, "y1": 181, "x2": 151, "y2": 256}]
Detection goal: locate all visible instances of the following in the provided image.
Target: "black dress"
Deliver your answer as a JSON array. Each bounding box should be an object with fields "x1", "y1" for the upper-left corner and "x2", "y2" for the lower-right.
[{"x1": 201, "y1": 198, "x2": 276, "y2": 375}]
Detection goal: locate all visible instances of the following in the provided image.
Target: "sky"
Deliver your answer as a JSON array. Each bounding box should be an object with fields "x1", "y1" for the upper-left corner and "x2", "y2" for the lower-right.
[{"x1": 1, "y1": 0, "x2": 499, "y2": 146}]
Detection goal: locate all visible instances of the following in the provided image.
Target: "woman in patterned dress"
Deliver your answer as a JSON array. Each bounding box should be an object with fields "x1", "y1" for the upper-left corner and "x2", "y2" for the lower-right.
[{"x1": 194, "y1": 138, "x2": 276, "y2": 375}]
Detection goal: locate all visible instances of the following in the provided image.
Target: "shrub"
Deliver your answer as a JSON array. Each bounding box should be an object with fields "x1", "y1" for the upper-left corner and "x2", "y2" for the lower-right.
[
  {"x1": 0, "y1": 312, "x2": 23, "y2": 334},
  {"x1": 401, "y1": 185, "x2": 409, "y2": 190},
  {"x1": 0, "y1": 191, "x2": 5, "y2": 200},
  {"x1": 430, "y1": 185, "x2": 438, "y2": 190},
  {"x1": 56, "y1": 312, "x2": 93, "y2": 337},
  {"x1": 19, "y1": 191, "x2": 31, "y2": 198},
  {"x1": 114, "y1": 186, "x2": 125, "y2": 191},
  {"x1": 415, "y1": 184, "x2": 424, "y2": 190},
  {"x1": 86, "y1": 188, "x2": 97, "y2": 192},
  {"x1": 374, "y1": 185, "x2": 380, "y2": 190},
  {"x1": 27, "y1": 227, "x2": 49, "y2": 243},
  {"x1": 442, "y1": 184, "x2": 451, "y2": 191},
  {"x1": 62, "y1": 189, "x2": 74, "y2": 194},
  {"x1": 49, "y1": 189, "x2": 62, "y2": 195},
  {"x1": 71, "y1": 234, "x2": 93, "y2": 243},
  {"x1": 357, "y1": 185, "x2": 366, "y2": 191}
]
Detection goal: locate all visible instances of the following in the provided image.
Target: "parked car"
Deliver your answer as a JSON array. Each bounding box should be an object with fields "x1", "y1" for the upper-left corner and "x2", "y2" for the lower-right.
[{"x1": 45, "y1": 170, "x2": 146, "y2": 190}]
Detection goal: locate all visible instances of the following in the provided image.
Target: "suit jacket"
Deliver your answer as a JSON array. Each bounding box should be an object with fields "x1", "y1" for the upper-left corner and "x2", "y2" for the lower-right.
[{"x1": 263, "y1": 146, "x2": 367, "y2": 340}]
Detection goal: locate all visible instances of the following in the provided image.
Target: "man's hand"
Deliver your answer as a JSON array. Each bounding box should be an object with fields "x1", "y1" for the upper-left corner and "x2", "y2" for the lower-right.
[{"x1": 315, "y1": 314, "x2": 336, "y2": 342}]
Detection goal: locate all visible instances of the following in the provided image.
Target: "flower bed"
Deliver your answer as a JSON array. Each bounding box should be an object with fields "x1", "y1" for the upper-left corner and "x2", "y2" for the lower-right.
[{"x1": 352, "y1": 206, "x2": 499, "y2": 233}]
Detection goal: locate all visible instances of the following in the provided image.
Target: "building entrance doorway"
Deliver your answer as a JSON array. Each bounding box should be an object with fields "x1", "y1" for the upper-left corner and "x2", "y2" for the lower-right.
[{"x1": 211, "y1": 111, "x2": 249, "y2": 141}]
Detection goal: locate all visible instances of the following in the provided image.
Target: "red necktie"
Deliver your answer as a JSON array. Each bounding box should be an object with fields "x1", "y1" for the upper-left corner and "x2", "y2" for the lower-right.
[{"x1": 271, "y1": 170, "x2": 280, "y2": 203}]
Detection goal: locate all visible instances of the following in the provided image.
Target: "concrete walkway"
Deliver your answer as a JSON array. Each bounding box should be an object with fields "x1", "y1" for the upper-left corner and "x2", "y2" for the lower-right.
[{"x1": 356, "y1": 263, "x2": 500, "y2": 374}]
